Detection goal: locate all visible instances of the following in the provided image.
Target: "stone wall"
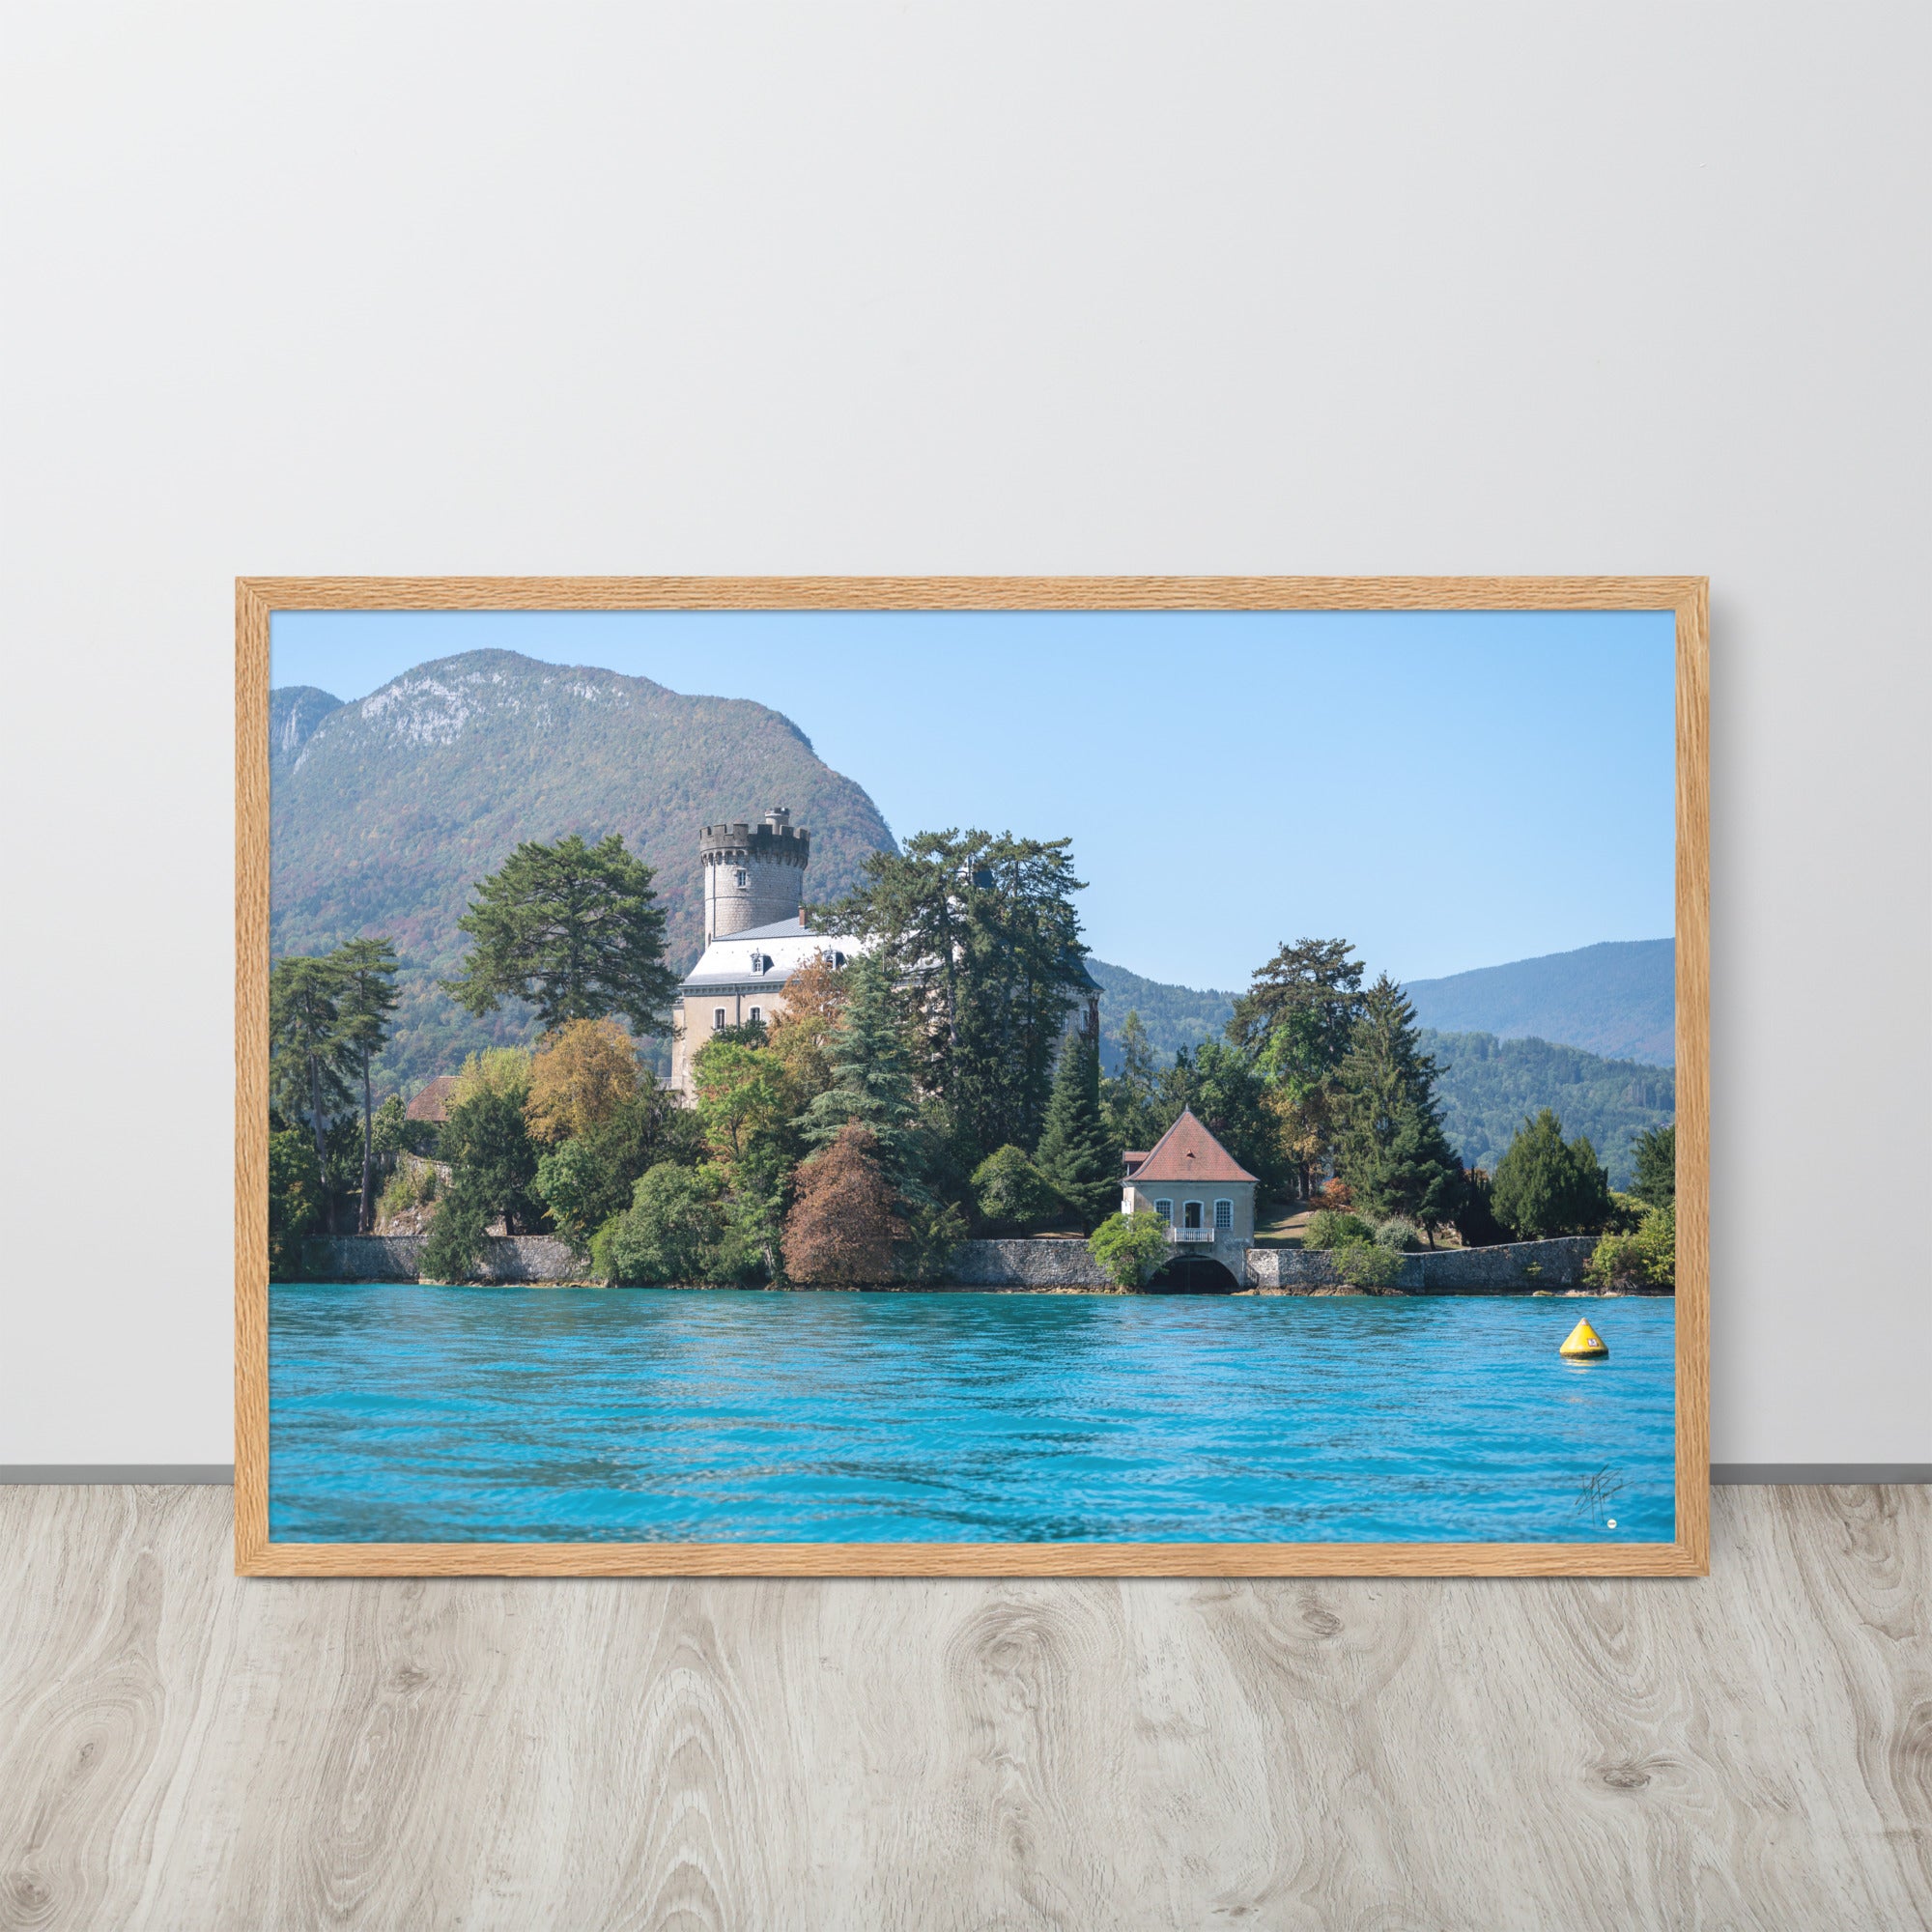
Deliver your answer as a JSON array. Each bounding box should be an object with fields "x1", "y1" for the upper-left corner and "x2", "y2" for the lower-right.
[
  {"x1": 1243, "y1": 1235, "x2": 1606, "y2": 1294},
  {"x1": 943, "y1": 1238, "x2": 1111, "y2": 1289},
  {"x1": 303, "y1": 1235, "x2": 584, "y2": 1284}
]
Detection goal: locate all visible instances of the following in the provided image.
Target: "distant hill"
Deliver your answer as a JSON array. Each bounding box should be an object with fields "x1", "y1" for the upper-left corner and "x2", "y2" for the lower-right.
[
  {"x1": 1086, "y1": 960, "x2": 1236, "y2": 1073},
  {"x1": 270, "y1": 650, "x2": 896, "y2": 1093},
  {"x1": 1423, "y1": 1029, "x2": 1675, "y2": 1190},
  {"x1": 1404, "y1": 939, "x2": 1674, "y2": 1065}
]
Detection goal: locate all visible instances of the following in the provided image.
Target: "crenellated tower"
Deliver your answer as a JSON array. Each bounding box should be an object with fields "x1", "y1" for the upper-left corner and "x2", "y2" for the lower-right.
[{"x1": 700, "y1": 806, "x2": 810, "y2": 942}]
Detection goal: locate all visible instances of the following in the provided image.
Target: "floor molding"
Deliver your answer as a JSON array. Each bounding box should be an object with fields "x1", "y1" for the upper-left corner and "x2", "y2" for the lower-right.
[
  {"x1": 4, "y1": 1464, "x2": 1928, "y2": 1488},
  {"x1": 0, "y1": 1465, "x2": 237, "y2": 1485},
  {"x1": 1712, "y1": 1464, "x2": 1932, "y2": 1486}
]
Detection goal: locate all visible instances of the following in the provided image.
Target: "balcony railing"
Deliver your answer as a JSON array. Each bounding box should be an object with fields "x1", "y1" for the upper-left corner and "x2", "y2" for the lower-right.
[{"x1": 1168, "y1": 1225, "x2": 1216, "y2": 1242}]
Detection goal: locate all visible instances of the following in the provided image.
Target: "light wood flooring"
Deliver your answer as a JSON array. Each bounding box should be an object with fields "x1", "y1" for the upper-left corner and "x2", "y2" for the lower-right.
[{"x1": 0, "y1": 1485, "x2": 1926, "y2": 1930}]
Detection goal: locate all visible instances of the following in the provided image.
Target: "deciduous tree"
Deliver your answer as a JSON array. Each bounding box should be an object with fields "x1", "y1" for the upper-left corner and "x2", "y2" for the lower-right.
[
  {"x1": 782, "y1": 1123, "x2": 908, "y2": 1286},
  {"x1": 526, "y1": 1016, "x2": 641, "y2": 1145}
]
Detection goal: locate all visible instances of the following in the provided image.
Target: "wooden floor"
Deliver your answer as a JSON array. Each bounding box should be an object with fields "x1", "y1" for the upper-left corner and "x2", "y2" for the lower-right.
[{"x1": 0, "y1": 1488, "x2": 1926, "y2": 1930}]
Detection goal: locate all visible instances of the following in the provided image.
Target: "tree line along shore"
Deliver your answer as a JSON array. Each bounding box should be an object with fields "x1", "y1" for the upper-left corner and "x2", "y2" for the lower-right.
[{"x1": 270, "y1": 825, "x2": 1677, "y2": 1293}]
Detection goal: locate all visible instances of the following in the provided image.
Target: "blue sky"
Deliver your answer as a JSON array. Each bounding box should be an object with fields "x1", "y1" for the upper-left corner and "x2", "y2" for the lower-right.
[{"x1": 272, "y1": 608, "x2": 1676, "y2": 990}]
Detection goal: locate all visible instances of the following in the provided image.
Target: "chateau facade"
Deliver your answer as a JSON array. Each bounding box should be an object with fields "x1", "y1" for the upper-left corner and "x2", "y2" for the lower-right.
[{"x1": 668, "y1": 807, "x2": 857, "y2": 1094}]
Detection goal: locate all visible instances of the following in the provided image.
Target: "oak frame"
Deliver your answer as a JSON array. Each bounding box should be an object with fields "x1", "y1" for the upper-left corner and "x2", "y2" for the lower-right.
[{"x1": 237, "y1": 575, "x2": 1709, "y2": 1578}]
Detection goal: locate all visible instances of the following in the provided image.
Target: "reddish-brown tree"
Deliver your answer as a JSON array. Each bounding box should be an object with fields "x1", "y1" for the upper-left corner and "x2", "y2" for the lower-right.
[{"x1": 782, "y1": 1122, "x2": 906, "y2": 1285}]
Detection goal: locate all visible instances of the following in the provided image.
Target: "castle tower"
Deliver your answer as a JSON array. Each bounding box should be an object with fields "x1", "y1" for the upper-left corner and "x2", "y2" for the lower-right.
[{"x1": 700, "y1": 806, "x2": 810, "y2": 942}]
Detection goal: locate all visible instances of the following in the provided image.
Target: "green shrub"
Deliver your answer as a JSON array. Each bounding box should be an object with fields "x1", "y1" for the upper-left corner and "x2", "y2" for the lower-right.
[
  {"x1": 1304, "y1": 1208, "x2": 1375, "y2": 1250},
  {"x1": 1374, "y1": 1216, "x2": 1424, "y2": 1252},
  {"x1": 595, "y1": 1162, "x2": 734, "y2": 1285},
  {"x1": 971, "y1": 1144, "x2": 1061, "y2": 1233},
  {"x1": 419, "y1": 1193, "x2": 490, "y2": 1283},
  {"x1": 1089, "y1": 1209, "x2": 1172, "y2": 1291},
  {"x1": 1584, "y1": 1203, "x2": 1676, "y2": 1293},
  {"x1": 268, "y1": 1128, "x2": 324, "y2": 1281},
  {"x1": 1333, "y1": 1238, "x2": 1406, "y2": 1291}
]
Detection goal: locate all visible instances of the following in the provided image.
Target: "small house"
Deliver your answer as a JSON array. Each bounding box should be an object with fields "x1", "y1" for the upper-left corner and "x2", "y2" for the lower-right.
[{"x1": 1122, "y1": 1108, "x2": 1259, "y2": 1264}]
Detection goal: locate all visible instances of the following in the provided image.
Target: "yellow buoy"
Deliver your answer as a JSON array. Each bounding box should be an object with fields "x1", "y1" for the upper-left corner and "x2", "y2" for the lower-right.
[{"x1": 1560, "y1": 1317, "x2": 1608, "y2": 1359}]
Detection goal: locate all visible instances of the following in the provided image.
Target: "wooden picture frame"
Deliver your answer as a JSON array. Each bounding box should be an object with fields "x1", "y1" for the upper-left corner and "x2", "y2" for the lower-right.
[{"x1": 237, "y1": 575, "x2": 1708, "y2": 1577}]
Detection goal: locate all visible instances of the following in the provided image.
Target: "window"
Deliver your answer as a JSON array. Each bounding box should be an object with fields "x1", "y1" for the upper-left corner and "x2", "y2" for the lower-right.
[
  {"x1": 1182, "y1": 1201, "x2": 1204, "y2": 1231},
  {"x1": 748, "y1": 1007, "x2": 761, "y2": 1025},
  {"x1": 1214, "y1": 1199, "x2": 1233, "y2": 1231},
  {"x1": 713, "y1": 1009, "x2": 726, "y2": 1030},
  {"x1": 734, "y1": 868, "x2": 747, "y2": 887},
  {"x1": 1152, "y1": 1199, "x2": 1173, "y2": 1225}
]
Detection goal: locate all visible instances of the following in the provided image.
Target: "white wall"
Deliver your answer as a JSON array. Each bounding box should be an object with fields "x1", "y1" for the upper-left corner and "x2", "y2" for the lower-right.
[{"x1": 1, "y1": 5, "x2": 1924, "y2": 1465}]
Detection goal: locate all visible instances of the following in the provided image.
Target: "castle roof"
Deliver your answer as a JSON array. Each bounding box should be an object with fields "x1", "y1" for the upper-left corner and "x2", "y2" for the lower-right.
[
  {"x1": 678, "y1": 921, "x2": 868, "y2": 994},
  {"x1": 1123, "y1": 1107, "x2": 1259, "y2": 1185}
]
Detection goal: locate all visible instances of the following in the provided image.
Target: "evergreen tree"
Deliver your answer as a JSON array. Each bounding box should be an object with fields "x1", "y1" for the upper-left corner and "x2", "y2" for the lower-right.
[
  {"x1": 330, "y1": 936, "x2": 402, "y2": 1234},
  {"x1": 1100, "y1": 1009, "x2": 1165, "y2": 1152},
  {"x1": 1332, "y1": 975, "x2": 1463, "y2": 1233},
  {"x1": 821, "y1": 828, "x2": 1090, "y2": 1164},
  {"x1": 1631, "y1": 1122, "x2": 1677, "y2": 1208},
  {"x1": 269, "y1": 954, "x2": 354, "y2": 1234},
  {"x1": 444, "y1": 832, "x2": 676, "y2": 1037},
  {"x1": 1490, "y1": 1109, "x2": 1616, "y2": 1238},
  {"x1": 799, "y1": 952, "x2": 924, "y2": 1188},
  {"x1": 1033, "y1": 1032, "x2": 1117, "y2": 1232},
  {"x1": 1228, "y1": 937, "x2": 1366, "y2": 1196}
]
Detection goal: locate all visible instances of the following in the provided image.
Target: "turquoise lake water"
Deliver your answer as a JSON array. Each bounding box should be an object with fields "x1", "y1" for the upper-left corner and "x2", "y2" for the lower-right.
[{"x1": 268, "y1": 1287, "x2": 1676, "y2": 1544}]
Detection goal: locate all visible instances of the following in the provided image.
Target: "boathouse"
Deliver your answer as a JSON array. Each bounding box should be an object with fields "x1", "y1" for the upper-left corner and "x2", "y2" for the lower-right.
[{"x1": 1121, "y1": 1108, "x2": 1258, "y2": 1293}]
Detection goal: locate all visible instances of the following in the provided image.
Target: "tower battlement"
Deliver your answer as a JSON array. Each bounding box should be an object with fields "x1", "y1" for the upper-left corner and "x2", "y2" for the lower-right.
[
  {"x1": 701, "y1": 807, "x2": 810, "y2": 940},
  {"x1": 699, "y1": 806, "x2": 810, "y2": 869}
]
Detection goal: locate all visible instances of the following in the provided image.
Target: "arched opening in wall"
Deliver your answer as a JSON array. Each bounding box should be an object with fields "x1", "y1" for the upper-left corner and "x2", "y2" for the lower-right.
[{"x1": 1143, "y1": 1254, "x2": 1241, "y2": 1295}]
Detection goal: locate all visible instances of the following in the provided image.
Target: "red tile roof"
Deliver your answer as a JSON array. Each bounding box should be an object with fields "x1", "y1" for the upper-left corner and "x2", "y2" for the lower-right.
[
  {"x1": 1123, "y1": 1108, "x2": 1259, "y2": 1184},
  {"x1": 407, "y1": 1074, "x2": 460, "y2": 1122}
]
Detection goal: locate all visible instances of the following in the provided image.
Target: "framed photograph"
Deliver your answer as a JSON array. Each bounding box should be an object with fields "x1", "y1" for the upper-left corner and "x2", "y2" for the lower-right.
[{"x1": 236, "y1": 576, "x2": 1708, "y2": 1577}]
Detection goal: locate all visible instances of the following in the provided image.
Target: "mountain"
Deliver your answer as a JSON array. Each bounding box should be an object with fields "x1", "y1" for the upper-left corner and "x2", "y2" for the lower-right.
[
  {"x1": 1403, "y1": 939, "x2": 1675, "y2": 1065},
  {"x1": 1422, "y1": 1030, "x2": 1675, "y2": 1190},
  {"x1": 1086, "y1": 960, "x2": 1236, "y2": 1073},
  {"x1": 270, "y1": 650, "x2": 896, "y2": 1092},
  {"x1": 270, "y1": 685, "x2": 343, "y2": 765}
]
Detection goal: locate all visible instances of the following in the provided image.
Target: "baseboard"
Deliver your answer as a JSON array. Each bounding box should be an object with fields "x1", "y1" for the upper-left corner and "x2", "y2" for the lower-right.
[
  {"x1": 4, "y1": 1464, "x2": 1928, "y2": 1488},
  {"x1": 1712, "y1": 1464, "x2": 1932, "y2": 1485},
  {"x1": 0, "y1": 1465, "x2": 237, "y2": 1484}
]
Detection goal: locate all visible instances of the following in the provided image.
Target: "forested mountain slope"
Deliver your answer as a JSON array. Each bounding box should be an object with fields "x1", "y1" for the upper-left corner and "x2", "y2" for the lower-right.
[
  {"x1": 1422, "y1": 1029, "x2": 1675, "y2": 1189},
  {"x1": 1403, "y1": 938, "x2": 1675, "y2": 1065}
]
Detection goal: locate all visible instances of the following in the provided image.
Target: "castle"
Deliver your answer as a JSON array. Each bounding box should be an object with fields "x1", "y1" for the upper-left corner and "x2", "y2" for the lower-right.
[
  {"x1": 668, "y1": 805, "x2": 1104, "y2": 1094},
  {"x1": 668, "y1": 807, "x2": 856, "y2": 1094}
]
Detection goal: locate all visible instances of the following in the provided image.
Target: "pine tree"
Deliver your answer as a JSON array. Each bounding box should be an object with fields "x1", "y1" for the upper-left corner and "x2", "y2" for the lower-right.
[
  {"x1": 1491, "y1": 1109, "x2": 1616, "y2": 1238},
  {"x1": 1332, "y1": 975, "x2": 1463, "y2": 1233},
  {"x1": 269, "y1": 954, "x2": 354, "y2": 1235},
  {"x1": 1033, "y1": 1032, "x2": 1118, "y2": 1233},
  {"x1": 1228, "y1": 937, "x2": 1366, "y2": 1197},
  {"x1": 820, "y1": 828, "x2": 1090, "y2": 1163},
  {"x1": 799, "y1": 952, "x2": 923, "y2": 1187},
  {"x1": 1100, "y1": 1009, "x2": 1165, "y2": 1152},
  {"x1": 444, "y1": 832, "x2": 676, "y2": 1037},
  {"x1": 330, "y1": 936, "x2": 402, "y2": 1234}
]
